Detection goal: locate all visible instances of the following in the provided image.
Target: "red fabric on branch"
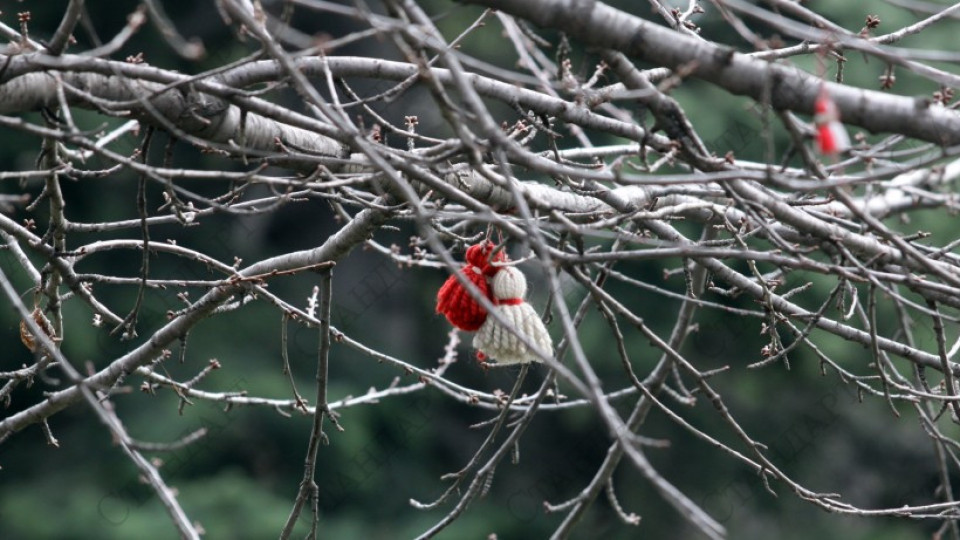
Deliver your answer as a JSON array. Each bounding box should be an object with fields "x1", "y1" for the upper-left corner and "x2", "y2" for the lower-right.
[
  {"x1": 813, "y1": 88, "x2": 850, "y2": 156},
  {"x1": 436, "y1": 242, "x2": 507, "y2": 331}
]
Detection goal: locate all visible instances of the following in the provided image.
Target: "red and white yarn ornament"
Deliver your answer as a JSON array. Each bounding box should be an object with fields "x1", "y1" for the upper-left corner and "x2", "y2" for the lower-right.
[
  {"x1": 435, "y1": 242, "x2": 506, "y2": 331},
  {"x1": 813, "y1": 87, "x2": 850, "y2": 156},
  {"x1": 473, "y1": 266, "x2": 553, "y2": 365}
]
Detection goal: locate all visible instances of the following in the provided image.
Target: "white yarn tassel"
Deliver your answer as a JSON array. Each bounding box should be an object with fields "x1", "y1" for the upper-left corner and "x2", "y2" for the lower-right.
[{"x1": 474, "y1": 266, "x2": 553, "y2": 365}]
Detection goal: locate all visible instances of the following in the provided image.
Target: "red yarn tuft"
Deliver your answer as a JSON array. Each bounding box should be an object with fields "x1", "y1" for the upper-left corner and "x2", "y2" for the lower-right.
[
  {"x1": 436, "y1": 242, "x2": 507, "y2": 331},
  {"x1": 466, "y1": 243, "x2": 507, "y2": 276},
  {"x1": 436, "y1": 266, "x2": 489, "y2": 331}
]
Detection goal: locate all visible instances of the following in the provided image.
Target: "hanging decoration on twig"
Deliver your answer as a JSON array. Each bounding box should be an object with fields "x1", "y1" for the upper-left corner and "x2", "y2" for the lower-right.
[
  {"x1": 813, "y1": 86, "x2": 850, "y2": 156},
  {"x1": 435, "y1": 242, "x2": 506, "y2": 331},
  {"x1": 436, "y1": 242, "x2": 553, "y2": 365},
  {"x1": 473, "y1": 266, "x2": 553, "y2": 365}
]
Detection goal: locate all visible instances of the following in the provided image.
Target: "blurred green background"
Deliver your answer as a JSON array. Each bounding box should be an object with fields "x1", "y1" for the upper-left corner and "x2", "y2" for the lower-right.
[{"x1": 0, "y1": 1, "x2": 958, "y2": 538}]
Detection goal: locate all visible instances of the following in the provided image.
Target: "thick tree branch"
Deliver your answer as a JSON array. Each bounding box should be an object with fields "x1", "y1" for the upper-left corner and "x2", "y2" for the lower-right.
[{"x1": 463, "y1": 0, "x2": 960, "y2": 146}]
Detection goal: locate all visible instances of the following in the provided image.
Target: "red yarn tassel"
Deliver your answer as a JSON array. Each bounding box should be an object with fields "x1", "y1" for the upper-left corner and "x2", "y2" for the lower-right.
[{"x1": 436, "y1": 242, "x2": 506, "y2": 331}]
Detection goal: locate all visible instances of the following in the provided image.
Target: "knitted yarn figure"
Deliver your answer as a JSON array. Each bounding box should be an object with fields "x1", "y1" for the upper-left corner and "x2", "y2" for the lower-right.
[
  {"x1": 474, "y1": 266, "x2": 553, "y2": 365},
  {"x1": 813, "y1": 87, "x2": 850, "y2": 156},
  {"x1": 436, "y1": 242, "x2": 506, "y2": 331}
]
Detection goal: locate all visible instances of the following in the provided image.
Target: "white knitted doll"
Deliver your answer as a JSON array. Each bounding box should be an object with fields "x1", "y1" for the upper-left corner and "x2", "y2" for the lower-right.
[{"x1": 474, "y1": 266, "x2": 553, "y2": 365}]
